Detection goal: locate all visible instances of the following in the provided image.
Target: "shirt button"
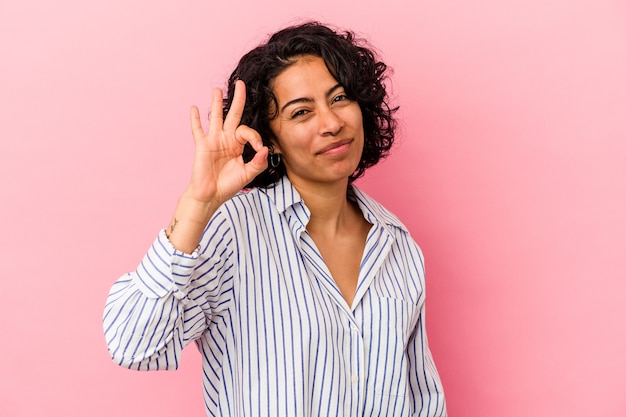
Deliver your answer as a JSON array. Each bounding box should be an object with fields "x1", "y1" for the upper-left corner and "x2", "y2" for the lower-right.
[{"x1": 351, "y1": 375, "x2": 359, "y2": 383}]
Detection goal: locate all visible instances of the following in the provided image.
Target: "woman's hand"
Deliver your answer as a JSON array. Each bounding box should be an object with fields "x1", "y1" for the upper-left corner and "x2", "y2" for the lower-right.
[
  {"x1": 166, "y1": 80, "x2": 268, "y2": 253},
  {"x1": 188, "y1": 79, "x2": 268, "y2": 205}
]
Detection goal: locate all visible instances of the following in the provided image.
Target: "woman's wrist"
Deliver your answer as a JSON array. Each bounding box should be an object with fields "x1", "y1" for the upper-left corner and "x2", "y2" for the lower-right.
[{"x1": 165, "y1": 191, "x2": 221, "y2": 253}]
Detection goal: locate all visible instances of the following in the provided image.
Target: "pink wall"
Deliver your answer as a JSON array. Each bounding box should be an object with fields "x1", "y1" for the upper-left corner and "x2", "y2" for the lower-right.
[{"x1": 2, "y1": 0, "x2": 625, "y2": 416}]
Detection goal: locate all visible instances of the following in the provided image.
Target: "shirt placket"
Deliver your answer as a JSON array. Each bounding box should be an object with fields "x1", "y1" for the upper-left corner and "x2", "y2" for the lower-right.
[{"x1": 347, "y1": 315, "x2": 365, "y2": 416}]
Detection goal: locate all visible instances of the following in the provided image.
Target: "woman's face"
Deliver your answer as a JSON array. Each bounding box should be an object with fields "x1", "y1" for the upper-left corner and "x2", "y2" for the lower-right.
[{"x1": 268, "y1": 55, "x2": 364, "y2": 189}]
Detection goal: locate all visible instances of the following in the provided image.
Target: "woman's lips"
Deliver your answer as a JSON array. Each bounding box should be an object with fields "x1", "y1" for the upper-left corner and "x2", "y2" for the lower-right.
[{"x1": 316, "y1": 139, "x2": 353, "y2": 155}]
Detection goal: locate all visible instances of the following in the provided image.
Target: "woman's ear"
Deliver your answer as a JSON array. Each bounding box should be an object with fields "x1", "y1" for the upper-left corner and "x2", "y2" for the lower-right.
[{"x1": 269, "y1": 140, "x2": 282, "y2": 154}]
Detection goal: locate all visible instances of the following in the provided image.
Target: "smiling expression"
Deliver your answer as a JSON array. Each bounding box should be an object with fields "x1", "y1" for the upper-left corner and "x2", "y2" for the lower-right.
[{"x1": 268, "y1": 55, "x2": 365, "y2": 188}]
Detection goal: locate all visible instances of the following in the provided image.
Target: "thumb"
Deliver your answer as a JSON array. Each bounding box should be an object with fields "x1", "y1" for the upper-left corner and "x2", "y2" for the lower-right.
[{"x1": 244, "y1": 146, "x2": 269, "y2": 179}]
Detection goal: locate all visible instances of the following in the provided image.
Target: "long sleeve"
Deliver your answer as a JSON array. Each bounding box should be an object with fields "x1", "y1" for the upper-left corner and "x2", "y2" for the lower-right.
[{"x1": 103, "y1": 221, "x2": 235, "y2": 371}]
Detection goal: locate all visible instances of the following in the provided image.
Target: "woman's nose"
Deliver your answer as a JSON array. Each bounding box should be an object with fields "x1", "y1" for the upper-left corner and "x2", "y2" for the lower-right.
[{"x1": 318, "y1": 108, "x2": 344, "y2": 136}]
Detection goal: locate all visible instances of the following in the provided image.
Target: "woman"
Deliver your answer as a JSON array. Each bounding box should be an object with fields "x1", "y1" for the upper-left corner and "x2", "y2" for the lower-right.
[{"x1": 104, "y1": 21, "x2": 446, "y2": 416}]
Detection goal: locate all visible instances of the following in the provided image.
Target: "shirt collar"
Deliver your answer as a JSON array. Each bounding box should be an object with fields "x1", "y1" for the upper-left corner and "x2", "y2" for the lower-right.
[
  {"x1": 349, "y1": 186, "x2": 409, "y2": 233},
  {"x1": 260, "y1": 175, "x2": 408, "y2": 233},
  {"x1": 261, "y1": 175, "x2": 305, "y2": 214}
]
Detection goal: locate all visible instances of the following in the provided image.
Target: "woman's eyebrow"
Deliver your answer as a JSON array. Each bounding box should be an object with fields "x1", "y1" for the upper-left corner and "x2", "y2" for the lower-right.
[{"x1": 279, "y1": 84, "x2": 343, "y2": 114}]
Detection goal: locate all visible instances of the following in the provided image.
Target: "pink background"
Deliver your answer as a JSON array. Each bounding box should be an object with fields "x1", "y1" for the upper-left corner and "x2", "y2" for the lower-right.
[{"x1": 1, "y1": 0, "x2": 625, "y2": 416}]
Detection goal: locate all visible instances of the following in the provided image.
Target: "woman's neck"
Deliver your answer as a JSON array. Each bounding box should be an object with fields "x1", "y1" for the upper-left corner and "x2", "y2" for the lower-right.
[{"x1": 291, "y1": 177, "x2": 362, "y2": 238}]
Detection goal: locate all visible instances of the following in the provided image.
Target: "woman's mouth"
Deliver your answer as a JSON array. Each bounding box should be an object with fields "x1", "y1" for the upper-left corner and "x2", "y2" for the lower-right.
[{"x1": 316, "y1": 139, "x2": 353, "y2": 156}]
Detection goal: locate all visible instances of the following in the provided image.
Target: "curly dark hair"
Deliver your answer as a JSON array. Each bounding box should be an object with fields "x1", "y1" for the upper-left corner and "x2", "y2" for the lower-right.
[{"x1": 223, "y1": 21, "x2": 398, "y2": 188}]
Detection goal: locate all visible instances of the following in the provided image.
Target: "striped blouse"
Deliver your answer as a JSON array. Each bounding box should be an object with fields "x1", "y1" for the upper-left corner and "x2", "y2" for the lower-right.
[{"x1": 103, "y1": 175, "x2": 446, "y2": 416}]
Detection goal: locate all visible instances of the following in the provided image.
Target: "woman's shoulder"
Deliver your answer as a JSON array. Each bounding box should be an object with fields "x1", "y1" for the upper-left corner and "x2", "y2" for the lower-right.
[
  {"x1": 215, "y1": 186, "x2": 282, "y2": 225},
  {"x1": 219, "y1": 187, "x2": 271, "y2": 212}
]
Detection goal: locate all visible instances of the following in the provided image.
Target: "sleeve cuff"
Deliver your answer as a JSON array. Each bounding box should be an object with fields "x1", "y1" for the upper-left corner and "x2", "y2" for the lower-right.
[{"x1": 132, "y1": 229, "x2": 201, "y2": 300}]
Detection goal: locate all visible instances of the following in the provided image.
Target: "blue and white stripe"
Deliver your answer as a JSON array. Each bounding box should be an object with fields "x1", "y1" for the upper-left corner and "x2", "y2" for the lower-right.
[{"x1": 103, "y1": 175, "x2": 446, "y2": 416}]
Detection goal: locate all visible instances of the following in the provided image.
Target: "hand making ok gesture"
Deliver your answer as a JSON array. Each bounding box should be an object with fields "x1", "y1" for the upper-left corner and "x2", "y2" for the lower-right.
[
  {"x1": 167, "y1": 80, "x2": 269, "y2": 253},
  {"x1": 188, "y1": 79, "x2": 268, "y2": 204}
]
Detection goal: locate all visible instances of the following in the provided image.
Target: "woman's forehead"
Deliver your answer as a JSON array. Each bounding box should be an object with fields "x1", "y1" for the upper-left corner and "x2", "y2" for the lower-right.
[{"x1": 271, "y1": 56, "x2": 338, "y2": 98}]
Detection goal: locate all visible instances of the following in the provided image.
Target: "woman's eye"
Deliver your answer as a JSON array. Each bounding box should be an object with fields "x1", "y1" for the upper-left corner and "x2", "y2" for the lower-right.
[
  {"x1": 332, "y1": 94, "x2": 348, "y2": 103},
  {"x1": 292, "y1": 109, "x2": 308, "y2": 118}
]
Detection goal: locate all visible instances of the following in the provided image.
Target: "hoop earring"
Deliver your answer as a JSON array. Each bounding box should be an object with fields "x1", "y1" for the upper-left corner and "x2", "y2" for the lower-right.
[{"x1": 269, "y1": 153, "x2": 282, "y2": 168}]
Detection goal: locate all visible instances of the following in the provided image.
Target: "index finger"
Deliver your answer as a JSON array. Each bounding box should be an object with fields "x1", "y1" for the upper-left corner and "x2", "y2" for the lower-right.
[
  {"x1": 223, "y1": 79, "x2": 246, "y2": 132},
  {"x1": 190, "y1": 105, "x2": 206, "y2": 140}
]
